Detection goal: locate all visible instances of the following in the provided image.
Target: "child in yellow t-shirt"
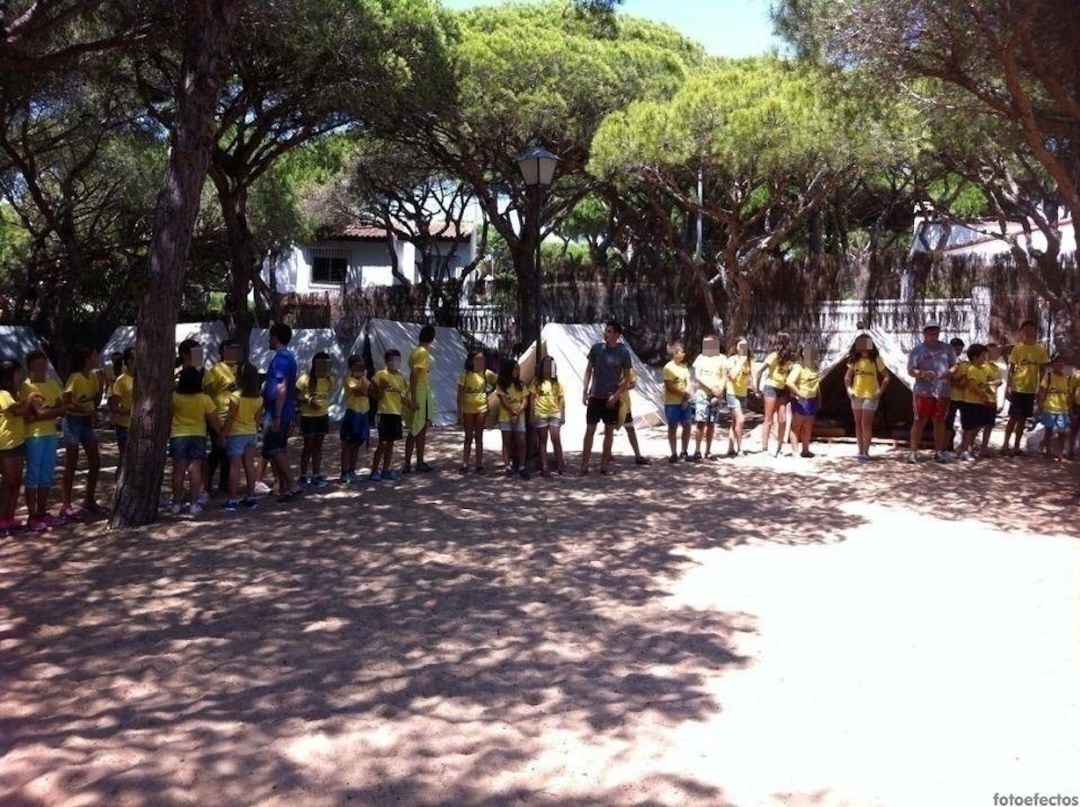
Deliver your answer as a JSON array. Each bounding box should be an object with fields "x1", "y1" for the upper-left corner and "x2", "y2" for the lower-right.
[
  {"x1": 530, "y1": 355, "x2": 565, "y2": 477},
  {"x1": 754, "y1": 333, "x2": 795, "y2": 456},
  {"x1": 339, "y1": 354, "x2": 371, "y2": 483},
  {"x1": 222, "y1": 363, "x2": 263, "y2": 512},
  {"x1": 297, "y1": 351, "x2": 335, "y2": 489},
  {"x1": 0, "y1": 358, "x2": 29, "y2": 533},
  {"x1": 169, "y1": 367, "x2": 223, "y2": 517},
  {"x1": 456, "y1": 348, "x2": 496, "y2": 474},
  {"x1": 725, "y1": 339, "x2": 753, "y2": 457},
  {"x1": 61, "y1": 345, "x2": 104, "y2": 518},
  {"x1": 21, "y1": 350, "x2": 65, "y2": 530},
  {"x1": 1036, "y1": 354, "x2": 1072, "y2": 461},
  {"x1": 370, "y1": 349, "x2": 411, "y2": 481},
  {"x1": 1070, "y1": 367, "x2": 1080, "y2": 460},
  {"x1": 786, "y1": 346, "x2": 822, "y2": 458},
  {"x1": 843, "y1": 334, "x2": 890, "y2": 460},
  {"x1": 662, "y1": 341, "x2": 692, "y2": 463},
  {"x1": 495, "y1": 360, "x2": 529, "y2": 478},
  {"x1": 956, "y1": 344, "x2": 998, "y2": 460},
  {"x1": 1003, "y1": 320, "x2": 1050, "y2": 455},
  {"x1": 107, "y1": 348, "x2": 135, "y2": 474}
]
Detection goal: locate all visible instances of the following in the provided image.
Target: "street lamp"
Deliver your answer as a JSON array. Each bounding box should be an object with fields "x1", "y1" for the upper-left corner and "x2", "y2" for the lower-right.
[{"x1": 516, "y1": 146, "x2": 559, "y2": 366}]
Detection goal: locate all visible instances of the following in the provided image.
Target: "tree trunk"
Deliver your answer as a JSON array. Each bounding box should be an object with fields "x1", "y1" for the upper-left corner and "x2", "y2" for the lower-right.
[
  {"x1": 213, "y1": 177, "x2": 257, "y2": 354},
  {"x1": 512, "y1": 194, "x2": 540, "y2": 354},
  {"x1": 111, "y1": 0, "x2": 239, "y2": 529}
]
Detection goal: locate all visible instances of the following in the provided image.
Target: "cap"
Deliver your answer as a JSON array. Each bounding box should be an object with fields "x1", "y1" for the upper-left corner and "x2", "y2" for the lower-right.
[{"x1": 923, "y1": 322, "x2": 941, "y2": 332}]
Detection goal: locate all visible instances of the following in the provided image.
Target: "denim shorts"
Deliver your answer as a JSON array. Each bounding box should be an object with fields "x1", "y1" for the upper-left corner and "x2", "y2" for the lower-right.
[
  {"x1": 664, "y1": 403, "x2": 693, "y2": 424},
  {"x1": 1041, "y1": 412, "x2": 1070, "y2": 432},
  {"x1": 340, "y1": 409, "x2": 370, "y2": 445},
  {"x1": 499, "y1": 419, "x2": 526, "y2": 433},
  {"x1": 115, "y1": 425, "x2": 129, "y2": 452},
  {"x1": 226, "y1": 434, "x2": 257, "y2": 458},
  {"x1": 170, "y1": 435, "x2": 207, "y2": 461},
  {"x1": 726, "y1": 393, "x2": 747, "y2": 412},
  {"x1": 25, "y1": 434, "x2": 59, "y2": 489},
  {"x1": 692, "y1": 394, "x2": 723, "y2": 424},
  {"x1": 62, "y1": 415, "x2": 97, "y2": 446},
  {"x1": 850, "y1": 395, "x2": 879, "y2": 412},
  {"x1": 762, "y1": 385, "x2": 788, "y2": 401},
  {"x1": 533, "y1": 416, "x2": 562, "y2": 429}
]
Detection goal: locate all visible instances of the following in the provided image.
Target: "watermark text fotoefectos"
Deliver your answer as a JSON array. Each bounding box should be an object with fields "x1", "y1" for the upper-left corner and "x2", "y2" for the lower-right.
[{"x1": 992, "y1": 794, "x2": 1078, "y2": 806}]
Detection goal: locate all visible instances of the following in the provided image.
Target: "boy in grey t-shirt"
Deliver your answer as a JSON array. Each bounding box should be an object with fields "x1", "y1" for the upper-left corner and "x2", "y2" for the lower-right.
[
  {"x1": 580, "y1": 321, "x2": 632, "y2": 474},
  {"x1": 907, "y1": 322, "x2": 957, "y2": 463}
]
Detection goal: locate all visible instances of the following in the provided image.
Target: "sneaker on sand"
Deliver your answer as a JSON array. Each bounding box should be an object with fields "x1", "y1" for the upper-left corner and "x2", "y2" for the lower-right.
[
  {"x1": 60, "y1": 505, "x2": 80, "y2": 519},
  {"x1": 190, "y1": 503, "x2": 204, "y2": 517},
  {"x1": 42, "y1": 514, "x2": 67, "y2": 528},
  {"x1": 311, "y1": 475, "x2": 330, "y2": 489},
  {"x1": 27, "y1": 517, "x2": 47, "y2": 533},
  {"x1": 241, "y1": 496, "x2": 259, "y2": 509},
  {"x1": 385, "y1": 470, "x2": 400, "y2": 481},
  {"x1": 370, "y1": 471, "x2": 383, "y2": 482},
  {"x1": 401, "y1": 464, "x2": 413, "y2": 475},
  {"x1": 195, "y1": 491, "x2": 210, "y2": 507},
  {"x1": 908, "y1": 452, "x2": 919, "y2": 464},
  {"x1": 957, "y1": 451, "x2": 973, "y2": 461},
  {"x1": 253, "y1": 481, "x2": 272, "y2": 495},
  {"x1": 223, "y1": 499, "x2": 240, "y2": 513},
  {"x1": 668, "y1": 454, "x2": 678, "y2": 464},
  {"x1": 935, "y1": 451, "x2": 953, "y2": 464},
  {"x1": 298, "y1": 475, "x2": 310, "y2": 487},
  {"x1": 691, "y1": 451, "x2": 703, "y2": 462},
  {"x1": 171, "y1": 502, "x2": 184, "y2": 516}
]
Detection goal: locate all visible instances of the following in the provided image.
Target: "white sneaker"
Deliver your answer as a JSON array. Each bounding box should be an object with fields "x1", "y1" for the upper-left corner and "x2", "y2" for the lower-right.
[
  {"x1": 253, "y1": 481, "x2": 272, "y2": 495},
  {"x1": 196, "y1": 491, "x2": 210, "y2": 507},
  {"x1": 957, "y1": 450, "x2": 973, "y2": 461},
  {"x1": 907, "y1": 452, "x2": 919, "y2": 464},
  {"x1": 190, "y1": 503, "x2": 203, "y2": 517},
  {"x1": 170, "y1": 502, "x2": 184, "y2": 516}
]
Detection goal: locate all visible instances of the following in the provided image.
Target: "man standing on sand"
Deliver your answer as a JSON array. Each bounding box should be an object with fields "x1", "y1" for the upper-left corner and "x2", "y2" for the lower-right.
[
  {"x1": 908, "y1": 322, "x2": 957, "y2": 464},
  {"x1": 263, "y1": 323, "x2": 302, "y2": 502},
  {"x1": 580, "y1": 321, "x2": 632, "y2": 475}
]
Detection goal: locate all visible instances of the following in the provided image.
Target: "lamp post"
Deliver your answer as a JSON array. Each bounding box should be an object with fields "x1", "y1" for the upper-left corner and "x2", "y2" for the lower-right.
[{"x1": 516, "y1": 146, "x2": 559, "y2": 366}]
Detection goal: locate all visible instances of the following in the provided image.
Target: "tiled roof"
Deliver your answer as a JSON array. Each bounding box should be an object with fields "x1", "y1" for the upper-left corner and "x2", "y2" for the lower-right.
[{"x1": 317, "y1": 220, "x2": 473, "y2": 242}]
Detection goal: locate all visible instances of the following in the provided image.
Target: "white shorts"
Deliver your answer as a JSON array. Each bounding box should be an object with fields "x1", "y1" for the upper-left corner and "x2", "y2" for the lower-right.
[
  {"x1": 850, "y1": 396, "x2": 879, "y2": 412},
  {"x1": 533, "y1": 416, "x2": 562, "y2": 428}
]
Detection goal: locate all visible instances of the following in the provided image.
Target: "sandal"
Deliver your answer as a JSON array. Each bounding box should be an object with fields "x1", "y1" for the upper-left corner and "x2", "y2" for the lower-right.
[{"x1": 600, "y1": 466, "x2": 615, "y2": 476}]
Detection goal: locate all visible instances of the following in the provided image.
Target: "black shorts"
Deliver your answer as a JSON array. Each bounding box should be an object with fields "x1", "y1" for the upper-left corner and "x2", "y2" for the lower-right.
[
  {"x1": 946, "y1": 400, "x2": 961, "y2": 428},
  {"x1": 377, "y1": 414, "x2": 403, "y2": 442},
  {"x1": 1008, "y1": 392, "x2": 1036, "y2": 420},
  {"x1": 960, "y1": 402, "x2": 996, "y2": 431},
  {"x1": 300, "y1": 415, "x2": 330, "y2": 436},
  {"x1": 586, "y1": 397, "x2": 619, "y2": 426},
  {"x1": 261, "y1": 422, "x2": 290, "y2": 459}
]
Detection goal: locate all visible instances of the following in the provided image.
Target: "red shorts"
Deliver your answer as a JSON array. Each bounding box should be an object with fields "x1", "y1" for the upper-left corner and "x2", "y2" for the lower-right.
[{"x1": 914, "y1": 394, "x2": 950, "y2": 421}]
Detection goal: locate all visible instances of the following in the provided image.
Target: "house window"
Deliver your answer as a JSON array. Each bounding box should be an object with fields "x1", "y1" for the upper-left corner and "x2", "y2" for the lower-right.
[{"x1": 312, "y1": 250, "x2": 349, "y2": 284}]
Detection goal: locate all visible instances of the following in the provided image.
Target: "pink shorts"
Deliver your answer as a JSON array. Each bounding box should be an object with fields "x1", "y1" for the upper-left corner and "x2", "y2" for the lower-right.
[{"x1": 914, "y1": 395, "x2": 949, "y2": 421}]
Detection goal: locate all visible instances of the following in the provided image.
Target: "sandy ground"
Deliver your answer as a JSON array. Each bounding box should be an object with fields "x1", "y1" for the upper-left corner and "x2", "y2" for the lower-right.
[{"x1": 1, "y1": 426, "x2": 1078, "y2": 807}]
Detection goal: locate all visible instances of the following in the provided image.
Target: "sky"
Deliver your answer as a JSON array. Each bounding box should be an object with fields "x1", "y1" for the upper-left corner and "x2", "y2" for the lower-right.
[{"x1": 438, "y1": 0, "x2": 781, "y2": 58}]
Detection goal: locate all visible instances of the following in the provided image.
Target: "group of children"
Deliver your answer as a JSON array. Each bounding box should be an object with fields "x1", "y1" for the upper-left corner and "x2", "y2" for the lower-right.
[{"x1": 0, "y1": 318, "x2": 1076, "y2": 534}]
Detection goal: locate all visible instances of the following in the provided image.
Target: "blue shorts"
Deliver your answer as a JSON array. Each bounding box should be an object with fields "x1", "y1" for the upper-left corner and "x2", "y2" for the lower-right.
[
  {"x1": 115, "y1": 425, "x2": 129, "y2": 452},
  {"x1": 791, "y1": 398, "x2": 819, "y2": 418},
  {"x1": 499, "y1": 419, "x2": 526, "y2": 433},
  {"x1": 340, "y1": 410, "x2": 370, "y2": 445},
  {"x1": 25, "y1": 434, "x2": 59, "y2": 489},
  {"x1": 170, "y1": 435, "x2": 207, "y2": 461},
  {"x1": 226, "y1": 434, "x2": 257, "y2": 458},
  {"x1": 1041, "y1": 412, "x2": 1070, "y2": 432},
  {"x1": 62, "y1": 415, "x2": 97, "y2": 446},
  {"x1": 664, "y1": 403, "x2": 692, "y2": 425},
  {"x1": 692, "y1": 393, "x2": 723, "y2": 424},
  {"x1": 534, "y1": 416, "x2": 562, "y2": 429},
  {"x1": 726, "y1": 393, "x2": 747, "y2": 411}
]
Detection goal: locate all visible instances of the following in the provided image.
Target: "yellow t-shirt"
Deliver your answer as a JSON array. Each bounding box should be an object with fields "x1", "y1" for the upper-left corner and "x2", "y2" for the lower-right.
[
  {"x1": 497, "y1": 383, "x2": 527, "y2": 422},
  {"x1": 64, "y1": 371, "x2": 101, "y2": 416},
  {"x1": 110, "y1": 372, "x2": 135, "y2": 428},
  {"x1": 226, "y1": 392, "x2": 261, "y2": 436},
  {"x1": 21, "y1": 378, "x2": 63, "y2": 437},
  {"x1": 1074, "y1": 369, "x2": 1080, "y2": 407},
  {"x1": 849, "y1": 356, "x2": 886, "y2": 399},
  {"x1": 373, "y1": 369, "x2": 407, "y2": 416},
  {"x1": 297, "y1": 373, "x2": 334, "y2": 418},
  {"x1": 693, "y1": 354, "x2": 727, "y2": 396},
  {"x1": 0, "y1": 390, "x2": 25, "y2": 450},
  {"x1": 531, "y1": 379, "x2": 563, "y2": 419},
  {"x1": 950, "y1": 360, "x2": 970, "y2": 402},
  {"x1": 458, "y1": 370, "x2": 496, "y2": 415},
  {"x1": 787, "y1": 363, "x2": 820, "y2": 399},
  {"x1": 409, "y1": 346, "x2": 432, "y2": 389},
  {"x1": 1009, "y1": 342, "x2": 1050, "y2": 393},
  {"x1": 662, "y1": 361, "x2": 690, "y2": 405},
  {"x1": 170, "y1": 392, "x2": 216, "y2": 438},
  {"x1": 1041, "y1": 372, "x2": 1072, "y2": 414},
  {"x1": 763, "y1": 352, "x2": 793, "y2": 389},
  {"x1": 345, "y1": 376, "x2": 370, "y2": 413},
  {"x1": 202, "y1": 362, "x2": 238, "y2": 420},
  {"x1": 963, "y1": 363, "x2": 998, "y2": 406},
  {"x1": 726, "y1": 355, "x2": 752, "y2": 397}
]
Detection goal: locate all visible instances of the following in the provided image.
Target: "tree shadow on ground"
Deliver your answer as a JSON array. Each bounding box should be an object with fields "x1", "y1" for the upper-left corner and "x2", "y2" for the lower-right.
[{"x1": 0, "y1": 431, "x2": 911, "y2": 805}]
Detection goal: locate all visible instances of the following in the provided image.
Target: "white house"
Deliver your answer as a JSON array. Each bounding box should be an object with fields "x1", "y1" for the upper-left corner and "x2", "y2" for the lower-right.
[
  {"x1": 268, "y1": 220, "x2": 477, "y2": 295},
  {"x1": 911, "y1": 215, "x2": 1076, "y2": 258}
]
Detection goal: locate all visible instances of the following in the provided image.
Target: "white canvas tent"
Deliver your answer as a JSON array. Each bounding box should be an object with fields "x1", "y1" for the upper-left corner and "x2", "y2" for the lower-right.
[
  {"x1": 249, "y1": 328, "x2": 350, "y2": 420},
  {"x1": 0, "y1": 325, "x2": 60, "y2": 381},
  {"x1": 102, "y1": 321, "x2": 231, "y2": 361},
  {"x1": 361, "y1": 319, "x2": 469, "y2": 427},
  {"x1": 518, "y1": 323, "x2": 666, "y2": 438}
]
